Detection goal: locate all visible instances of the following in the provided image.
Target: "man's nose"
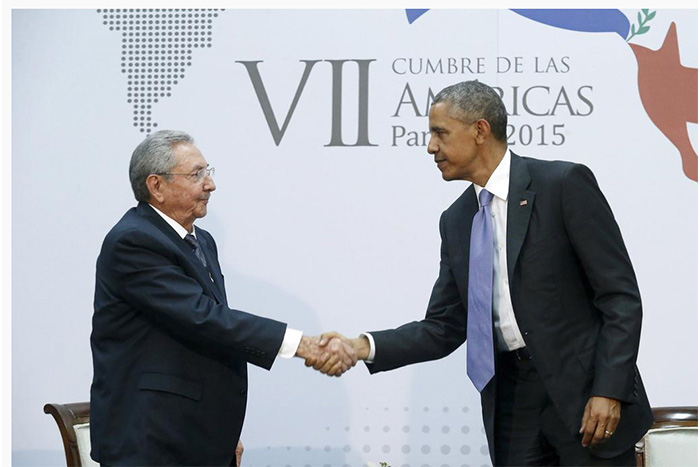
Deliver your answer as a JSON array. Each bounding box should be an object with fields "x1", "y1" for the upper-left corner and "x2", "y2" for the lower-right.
[
  {"x1": 427, "y1": 136, "x2": 438, "y2": 155},
  {"x1": 204, "y1": 177, "x2": 216, "y2": 192}
]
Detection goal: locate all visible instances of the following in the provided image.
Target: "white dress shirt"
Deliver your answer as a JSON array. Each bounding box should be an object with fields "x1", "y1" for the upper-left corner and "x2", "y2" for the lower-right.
[
  {"x1": 363, "y1": 148, "x2": 525, "y2": 362},
  {"x1": 149, "y1": 204, "x2": 302, "y2": 358},
  {"x1": 475, "y1": 149, "x2": 526, "y2": 352}
]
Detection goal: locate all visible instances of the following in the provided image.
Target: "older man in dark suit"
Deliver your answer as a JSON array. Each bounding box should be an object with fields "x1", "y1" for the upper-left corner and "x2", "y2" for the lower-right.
[
  {"x1": 323, "y1": 81, "x2": 652, "y2": 466},
  {"x1": 90, "y1": 130, "x2": 355, "y2": 466}
]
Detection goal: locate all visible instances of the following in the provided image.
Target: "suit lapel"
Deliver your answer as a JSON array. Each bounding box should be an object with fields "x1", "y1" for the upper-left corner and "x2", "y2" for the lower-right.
[
  {"x1": 448, "y1": 185, "x2": 478, "y2": 296},
  {"x1": 460, "y1": 184, "x2": 479, "y2": 246},
  {"x1": 137, "y1": 203, "x2": 226, "y2": 304},
  {"x1": 196, "y1": 230, "x2": 227, "y2": 304},
  {"x1": 506, "y1": 154, "x2": 535, "y2": 281}
]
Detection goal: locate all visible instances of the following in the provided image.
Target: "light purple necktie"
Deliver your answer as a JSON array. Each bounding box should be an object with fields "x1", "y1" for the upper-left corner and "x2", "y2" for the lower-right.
[{"x1": 467, "y1": 189, "x2": 495, "y2": 392}]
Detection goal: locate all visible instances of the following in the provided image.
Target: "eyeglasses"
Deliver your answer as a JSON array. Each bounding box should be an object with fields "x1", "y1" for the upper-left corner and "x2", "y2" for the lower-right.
[{"x1": 157, "y1": 166, "x2": 215, "y2": 183}]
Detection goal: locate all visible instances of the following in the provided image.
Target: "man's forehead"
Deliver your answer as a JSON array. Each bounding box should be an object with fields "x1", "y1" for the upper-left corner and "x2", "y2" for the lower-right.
[
  {"x1": 429, "y1": 101, "x2": 455, "y2": 119},
  {"x1": 429, "y1": 104, "x2": 461, "y2": 127},
  {"x1": 173, "y1": 143, "x2": 206, "y2": 166}
]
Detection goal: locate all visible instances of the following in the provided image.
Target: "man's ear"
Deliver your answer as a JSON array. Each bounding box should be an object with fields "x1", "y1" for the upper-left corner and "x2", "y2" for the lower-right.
[
  {"x1": 475, "y1": 119, "x2": 493, "y2": 144},
  {"x1": 146, "y1": 174, "x2": 165, "y2": 204}
]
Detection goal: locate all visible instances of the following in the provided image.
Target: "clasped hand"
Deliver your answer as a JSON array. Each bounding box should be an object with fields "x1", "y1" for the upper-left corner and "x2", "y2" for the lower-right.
[{"x1": 295, "y1": 334, "x2": 357, "y2": 377}]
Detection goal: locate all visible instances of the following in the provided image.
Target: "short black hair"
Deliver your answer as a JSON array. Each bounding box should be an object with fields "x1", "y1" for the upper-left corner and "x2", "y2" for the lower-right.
[{"x1": 433, "y1": 80, "x2": 508, "y2": 142}]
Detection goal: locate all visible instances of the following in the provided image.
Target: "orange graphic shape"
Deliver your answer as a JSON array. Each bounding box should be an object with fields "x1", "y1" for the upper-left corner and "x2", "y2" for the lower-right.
[{"x1": 630, "y1": 22, "x2": 698, "y2": 181}]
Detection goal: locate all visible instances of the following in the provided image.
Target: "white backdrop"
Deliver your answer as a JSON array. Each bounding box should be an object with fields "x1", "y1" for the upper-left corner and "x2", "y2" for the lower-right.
[{"x1": 12, "y1": 9, "x2": 697, "y2": 467}]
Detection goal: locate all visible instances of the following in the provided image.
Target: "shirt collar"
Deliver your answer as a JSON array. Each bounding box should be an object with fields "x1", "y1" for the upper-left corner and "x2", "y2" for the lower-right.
[
  {"x1": 474, "y1": 148, "x2": 511, "y2": 206},
  {"x1": 149, "y1": 204, "x2": 196, "y2": 239}
]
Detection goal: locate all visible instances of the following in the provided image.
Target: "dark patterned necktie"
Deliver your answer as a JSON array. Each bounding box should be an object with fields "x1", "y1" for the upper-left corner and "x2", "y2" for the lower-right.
[
  {"x1": 184, "y1": 234, "x2": 207, "y2": 268},
  {"x1": 467, "y1": 189, "x2": 495, "y2": 392}
]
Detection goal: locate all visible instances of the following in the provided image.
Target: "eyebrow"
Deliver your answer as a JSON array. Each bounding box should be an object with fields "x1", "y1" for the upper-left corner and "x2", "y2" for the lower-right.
[
  {"x1": 430, "y1": 125, "x2": 447, "y2": 133},
  {"x1": 187, "y1": 163, "x2": 207, "y2": 172}
]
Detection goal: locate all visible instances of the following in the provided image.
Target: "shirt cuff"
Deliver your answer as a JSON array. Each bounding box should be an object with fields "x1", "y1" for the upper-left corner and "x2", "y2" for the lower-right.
[
  {"x1": 277, "y1": 327, "x2": 303, "y2": 359},
  {"x1": 361, "y1": 332, "x2": 376, "y2": 363}
]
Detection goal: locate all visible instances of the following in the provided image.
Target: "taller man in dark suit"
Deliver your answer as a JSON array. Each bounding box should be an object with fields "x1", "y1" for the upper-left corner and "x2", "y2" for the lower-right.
[
  {"x1": 323, "y1": 81, "x2": 652, "y2": 465},
  {"x1": 90, "y1": 130, "x2": 356, "y2": 466}
]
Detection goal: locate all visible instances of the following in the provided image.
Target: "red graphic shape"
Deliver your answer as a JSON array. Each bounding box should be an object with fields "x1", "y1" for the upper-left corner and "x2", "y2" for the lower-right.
[{"x1": 630, "y1": 22, "x2": 698, "y2": 181}]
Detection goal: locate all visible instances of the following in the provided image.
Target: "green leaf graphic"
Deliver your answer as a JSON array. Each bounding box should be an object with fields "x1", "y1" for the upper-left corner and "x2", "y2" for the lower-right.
[{"x1": 627, "y1": 8, "x2": 656, "y2": 42}]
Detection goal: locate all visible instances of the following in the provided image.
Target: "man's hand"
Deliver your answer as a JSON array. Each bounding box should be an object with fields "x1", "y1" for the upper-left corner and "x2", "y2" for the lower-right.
[
  {"x1": 319, "y1": 331, "x2": 371, "y2": 361},
  {"x1": 579, "y1": 396, "x2": 622, "y2": 447},
  {"x1": 235, "y1": 439, "x2": 244, "y2": 466},
  {"x1": 295, "y1": 335, "x2": 357, "y2": 376}
]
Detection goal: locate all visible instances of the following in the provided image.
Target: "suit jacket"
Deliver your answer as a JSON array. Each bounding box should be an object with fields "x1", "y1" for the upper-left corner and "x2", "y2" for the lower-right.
[
  {"x1": 90, "y1": 202, "x2": 287, "y2": 466},
  {"x1": 366, "y1": 153, "x2": 653, "y2": 461}
]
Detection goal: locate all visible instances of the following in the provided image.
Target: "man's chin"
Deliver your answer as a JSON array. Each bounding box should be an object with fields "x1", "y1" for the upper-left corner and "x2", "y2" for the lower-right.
[
  {"x1": 195, "y1": 206, "x2": 208, "y2": 218},
  {"x1": 440, "y1": 171, "x2": 454, "y2": 181}
]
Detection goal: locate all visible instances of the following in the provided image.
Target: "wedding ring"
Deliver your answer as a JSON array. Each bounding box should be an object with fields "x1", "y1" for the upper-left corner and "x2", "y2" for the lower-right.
[{"x1": 604, "y1": 430, "x2": 614, "y2": 436}]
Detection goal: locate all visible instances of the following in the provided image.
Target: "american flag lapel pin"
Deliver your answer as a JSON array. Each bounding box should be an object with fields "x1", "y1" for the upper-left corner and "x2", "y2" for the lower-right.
[{"x1": 520, "y1": 200, "x2": 528, "y2": 206}]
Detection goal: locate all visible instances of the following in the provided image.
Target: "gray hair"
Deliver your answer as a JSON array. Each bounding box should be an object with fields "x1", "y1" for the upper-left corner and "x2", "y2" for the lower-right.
[
  {"x1": 433, "y1": 80, "x2": 508, "y2": 142},
  {"x1": 129, "y1": 130, "x2": 194, "y2": 202}
]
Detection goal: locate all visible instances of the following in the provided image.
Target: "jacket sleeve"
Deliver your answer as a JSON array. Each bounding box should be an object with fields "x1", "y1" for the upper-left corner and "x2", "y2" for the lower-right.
[
  {"x1": 367, "y1": 211, "x2": 467, "y2": 373},
  {"x1": 102, "y1": 227, "x2": 288, "y2": 370},
  {"x1": 560, "y1": 163, "x2": 642, "y2": 402}
]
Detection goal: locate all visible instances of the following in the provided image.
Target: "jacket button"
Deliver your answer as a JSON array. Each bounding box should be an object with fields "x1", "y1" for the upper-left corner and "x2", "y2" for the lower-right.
[{"x1": 240, "y1": 389, "x2": 247, "y2": 396}]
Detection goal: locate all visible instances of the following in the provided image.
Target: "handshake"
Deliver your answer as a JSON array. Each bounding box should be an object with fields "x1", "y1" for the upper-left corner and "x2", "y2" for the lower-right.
[{"x1": 294, "y1": 332, "x2": 371, "y2": 377}]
